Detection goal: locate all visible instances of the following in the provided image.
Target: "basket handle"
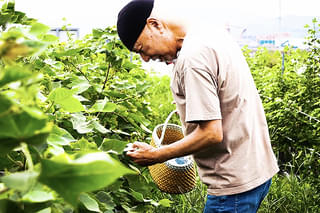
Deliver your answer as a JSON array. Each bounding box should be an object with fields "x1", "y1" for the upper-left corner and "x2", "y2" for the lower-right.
[{"x1": 159, "y1": 109, "x2": 178, "y2": 145}]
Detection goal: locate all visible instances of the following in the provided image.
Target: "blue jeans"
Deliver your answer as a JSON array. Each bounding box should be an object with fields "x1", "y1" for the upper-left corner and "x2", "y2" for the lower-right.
[{"x1": 203, "y1": 179, "x2": 272, "y2": 213}]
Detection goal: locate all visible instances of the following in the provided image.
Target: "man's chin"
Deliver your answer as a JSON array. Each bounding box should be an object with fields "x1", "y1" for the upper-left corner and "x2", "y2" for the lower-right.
[{"x1": 165, "y1": 59, "x2": 177, "y2": 65}]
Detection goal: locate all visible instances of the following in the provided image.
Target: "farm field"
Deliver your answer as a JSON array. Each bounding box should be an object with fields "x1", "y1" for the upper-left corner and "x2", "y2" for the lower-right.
[{"x1": 0, "y1": 2, "x2": 320, "y2": 212}]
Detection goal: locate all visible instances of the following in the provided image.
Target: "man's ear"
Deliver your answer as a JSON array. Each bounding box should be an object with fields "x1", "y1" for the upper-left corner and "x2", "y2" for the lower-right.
[{"x1": 146, "y1": 17, "x2": 164, "y2": 33}]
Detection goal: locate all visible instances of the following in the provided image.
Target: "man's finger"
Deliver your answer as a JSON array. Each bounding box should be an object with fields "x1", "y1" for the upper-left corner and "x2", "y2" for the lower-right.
[
  {"x1": 126, "y1": 150, "x2": 137, "y2": 157},
  {"x1": 132, "y1": 141, "x2": 145, "y2": 148},
  {"x1": 124, "y1": 143, "x2": 135, "y2": 152}
]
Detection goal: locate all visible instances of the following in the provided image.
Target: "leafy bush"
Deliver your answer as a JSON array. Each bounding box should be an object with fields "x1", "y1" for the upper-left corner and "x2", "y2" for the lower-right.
[
  {"x1": 0, "y1": 2, "x2": 172, "y2": 212},
  {"x1": 259, "y1": 174, "x2": 320, "y2": 213},
  {"x1": 246, "y1": 18, "x2": 320, "y2": 212},
  {"x1": 244, "y1": 18, "x2": 320, "y2": 167},
  {"x1": 145, "y1": 73, "x2": 179, "y2": 129},
  {"x1": 259, "y1": 149, "x2": 320, "y2": 212}
]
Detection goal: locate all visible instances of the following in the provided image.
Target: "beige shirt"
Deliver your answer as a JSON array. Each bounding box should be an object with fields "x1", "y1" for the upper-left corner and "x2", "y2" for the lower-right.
[{"x1": 171, "y1": 28, "x2": 279, "y2": 196}]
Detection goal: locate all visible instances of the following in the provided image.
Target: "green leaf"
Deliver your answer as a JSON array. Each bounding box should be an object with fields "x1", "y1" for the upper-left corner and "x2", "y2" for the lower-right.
[
  {"x1": 29, "y1": 22, "x2": 50, "y2": 37},
  {"x1": 36, "y1": 208, "x2": 51, "y2": 213},
  {"x1": 21, "y1": 183, "x2": 55, "y2": 203},
  {"x1": 39, "y1": 152, "x2": 135, "y2": 206},
  {"x1": 112, "y1": 129, "x2": 130, "y2": 136},
  {"x1": 0, "y1": 65, "x2": 32, "y2": 88},
  {"x1": 126, "y1": 175, "x2": 150, "y2": 194},
  {"x1": 89, "y1": 98, "x2": 117, "y2": 113},
  {"x1": 122, "y1": 205, "x2": 143, "y2": 213},
  {"x1": 79, "y1": 193, "x2": 101, "y2": 213},
  {"x1": 52, "y1": 48, "x2": 80, "y2": 57},
  {"x1": 44, "y1": 58, "x2": 64, "y2": 71},
  {"x1": 92, "y1": 29, "x2": 104, "y2": 38},
  {"x1": 95, "y1": 191, "x2": 116, "y2": 210},
  {"x1": 70, "y1": 113, "x2": 93, "y2": 134},
  {"x1": 73, "y1": 94, "x2": 89, "y2": 102},
  {"x1": 105, "y1": 179, "x2": 124, "y2": 192},
  {"x1": 70, "y1": 138, "x2": 98, "y2": 152},
  {"x1": 106, "y1": 91, "x2": 126, "y2": 99},
  {"x1": 47, "y1": 125, "x2": 76, "y2": 146},
  {"x1": 0, "y1": 95, "x2": 52, "y2": 155},
  {"x1": 128, "y1": 112, "x2": 150, "y2": 127},
  {"x1": 99, "y1": 138, "x2": 128, "y2": 153},
  {"x1": 41, "y1": 34, "x2": 58, "y2": 43},
  {"x1": 22, "y1": 189, "x2": 55, "y2": 203},
  {"x1": 91, "y1": 119, "x2": 110, "y2": 134},
  {"x1": 102, "y1": 102, "x2": 117, "y2": 112},
  {"x1": 22, "y1": 40, "x2": 46, "y2": 50},
  {"x1": 129, "y1": 190, "x2": 144, "y2": 202},
  {"x1": 68, "y1": 76, "x2": 91, "y2": 94},
  {"x1": 45, "y1": 143, "x2": 65, "y2": 157},
  {"x1": 1, "y1": 27, "x2": 24, "y2": 40},
  {"x1": 48, "y1": 88, "x2": 85, "y2": 112},
  {"x1": 1, "y1": 171, "x2": 38, "y2": 192},
  {"x1": 21, "y1": 105, "x2": 47, "y2": 119},
  {"x1": 158, "y1": 199, "x2": 173, "y2": 207}
]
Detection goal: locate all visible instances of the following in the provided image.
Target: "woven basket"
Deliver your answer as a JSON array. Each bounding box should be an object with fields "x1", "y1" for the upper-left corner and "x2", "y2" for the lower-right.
[{"x1": 148, "y1": 111, "x2": 197, "y2": 194}]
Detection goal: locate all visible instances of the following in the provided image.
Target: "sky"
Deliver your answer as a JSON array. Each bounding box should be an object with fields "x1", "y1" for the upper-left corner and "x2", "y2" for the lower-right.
[
  {"x1": 15, "y1": 0, "x2": 320, "y2": 37},
  {"x1": 13, "y1": 0, "x2": 320, "y2": 75}
]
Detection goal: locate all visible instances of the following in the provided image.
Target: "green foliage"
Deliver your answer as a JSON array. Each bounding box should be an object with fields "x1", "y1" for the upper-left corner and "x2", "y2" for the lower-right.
[
  {"x1": 245, "y1": 18, "x2": 320, "y2": 212},
  {"x1": 259, "y1": 174, "x2": 320, "y2": 213},
  {"x1": 244, "y1": 19, "x2": 320, "y2": 164},
  {"x1": 39, "y1": 152, "x2": 135, "y2": 206},
  {"x1": 0, "y1": 2, "x2": 164, "y2": 212},
  {"x1": 259, "y1": 150, "x2": 320, "y2": 212},
  {"x1": 0, "y1": 1, "x2": 35, "y2": 31},
  {"x1": 0, "y1": 2, "x2": 319, "y2": 212},
  {"x1": 150, "y1": 177, "x2": 207, "y2": 213},
  {"x1": 146, "y1": 74, "x2": 179, "y2": 129},
  {"x1": 48, "y1": 88, "x2": 86, "y2": 112},
  {"x1": 0, "y1": 94, "x2": 52, "y2": 155}
]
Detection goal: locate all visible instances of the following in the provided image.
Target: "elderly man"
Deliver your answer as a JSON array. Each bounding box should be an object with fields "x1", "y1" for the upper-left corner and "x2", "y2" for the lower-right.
[{"x1": 117, "y1": 0, "x2": 279, "y2": 212}]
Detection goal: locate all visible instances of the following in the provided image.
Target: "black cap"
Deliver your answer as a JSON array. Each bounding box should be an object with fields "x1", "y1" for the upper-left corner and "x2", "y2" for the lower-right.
[{"x1": 117, "y1": 0, "x2": 154, "y2": 51}]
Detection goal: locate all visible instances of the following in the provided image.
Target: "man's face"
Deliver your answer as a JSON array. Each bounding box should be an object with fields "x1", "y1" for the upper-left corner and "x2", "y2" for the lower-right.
[{"x1": 132, "y1": 19, "x2": 178, "y2": 65}]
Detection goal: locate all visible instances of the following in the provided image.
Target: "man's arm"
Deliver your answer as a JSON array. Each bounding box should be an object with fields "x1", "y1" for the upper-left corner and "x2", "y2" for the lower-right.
[{"x1": 126, "y1": 119, "x2": 223, "y2": 166}]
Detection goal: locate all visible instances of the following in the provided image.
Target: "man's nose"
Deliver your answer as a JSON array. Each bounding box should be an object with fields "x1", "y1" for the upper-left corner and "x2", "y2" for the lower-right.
[{"x1": 140, "y1": 53, "x2": 150, "y2": 62}]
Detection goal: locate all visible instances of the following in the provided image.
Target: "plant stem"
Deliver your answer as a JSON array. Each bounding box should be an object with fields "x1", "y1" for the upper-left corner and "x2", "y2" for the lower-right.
[
  {"x1": 68, "y1": 61, "x2": 91, "y2": 83},
  {"x1": 45, "y1": 101, "x2": 54, "y2": 113},
  {"x1": 114, "y1": 96, "x2": 132, "y2": 103},
  {"x1": 6, "y1": 153, "x2": 24, "y2": 168},
  {"x1": 102, "y1": 61, "x2": 111, "y2": 91},
  {"x1": 21, "y1": 143, "x2": 34, "y2": 170},
  {"x1": 102, "y1": 41, "x2": 115, "y2": 91}
]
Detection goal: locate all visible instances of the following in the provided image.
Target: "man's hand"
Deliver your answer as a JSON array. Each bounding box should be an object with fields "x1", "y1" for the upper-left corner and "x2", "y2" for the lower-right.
[
  {"x1": 125, "y1": 120, "x2": 223, "y2": 166},
  {"x1": 126, "y1": 142, "x2": 164, "y2": 166}
]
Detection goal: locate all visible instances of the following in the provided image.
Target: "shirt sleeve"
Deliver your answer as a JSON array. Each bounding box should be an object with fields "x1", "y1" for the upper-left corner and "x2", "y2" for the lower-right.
[{"x1": 183, "y1": 65, "x2": 222, "y2": 123}]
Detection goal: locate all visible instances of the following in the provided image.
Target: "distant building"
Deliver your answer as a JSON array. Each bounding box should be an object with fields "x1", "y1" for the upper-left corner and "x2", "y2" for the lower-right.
[
  {"x1": 224, "y1": 15, "x2": 318, "y2": 50},
  {"x1": 50, "y1": 28, "x2": 80, "y2": 41}
]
